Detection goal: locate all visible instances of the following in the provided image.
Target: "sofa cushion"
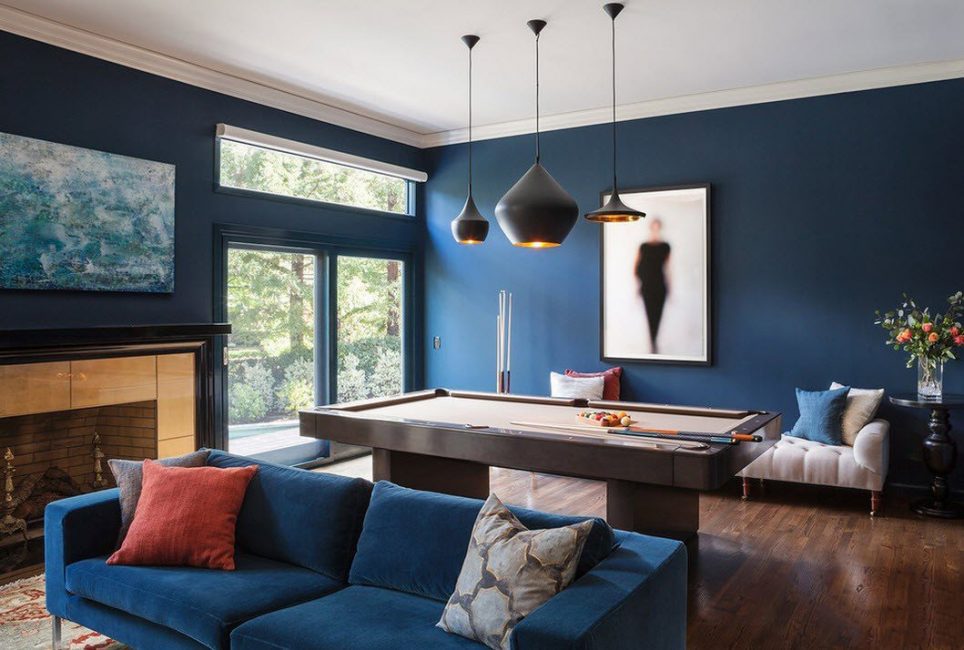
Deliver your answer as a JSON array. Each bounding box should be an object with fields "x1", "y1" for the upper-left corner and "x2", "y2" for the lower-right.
[
  {"x1": 437, "y1": 493, "x2": 594, "y2": 650},
  {"x1": 108, "y1": 461, "x2": 257, "y2": 570},
  {"x1": 205, "y1": 449, "x2": 372, "y2": 580},
  {"x1": 231, "y1": 585, "x2": 482, "y2": 650},
  {"x1": 108, "y1": 449, "x2": 210, "y2": 543},
  {"x1": 349, "y1": 482, "x2": 616, "y2": 603},
  {"x1": 66, "y1": 552, "x2": 341, "y2": 649}
]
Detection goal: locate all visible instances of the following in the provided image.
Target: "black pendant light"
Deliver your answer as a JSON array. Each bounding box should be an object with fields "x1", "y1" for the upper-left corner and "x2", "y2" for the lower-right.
[
  {"x1": 495, "y1": 19, "x2": 578, "y2": 248},
  {"x1": 585, "y1": 3, "x2": 645, "y2": 223},
  {"x1": 451, "y1": 35, "x2": 490, "y2": 245}
]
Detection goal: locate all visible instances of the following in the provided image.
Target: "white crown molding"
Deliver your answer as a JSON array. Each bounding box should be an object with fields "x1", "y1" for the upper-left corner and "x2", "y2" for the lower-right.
[
  {"x1": 3, "y1": 4, "x2": 964, "y2": 151},
  {"x1": 0, "y1": 4, "x2": 426, "y2": 148},
  {"x1": 421, "y1": 58, "x2": 964, "y2": 148}
]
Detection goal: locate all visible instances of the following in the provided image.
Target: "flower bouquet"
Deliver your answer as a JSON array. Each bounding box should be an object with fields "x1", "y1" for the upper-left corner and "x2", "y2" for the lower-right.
[{"x1": 875, "y1": 292, "x2": 963, "y2": 399}]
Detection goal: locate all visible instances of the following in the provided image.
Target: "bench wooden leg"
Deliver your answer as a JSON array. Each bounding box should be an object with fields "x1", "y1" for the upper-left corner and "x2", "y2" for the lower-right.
[
  {"x1": 870, "y1": 490, "x2": 883, "y2": 517},
  {"x1": 741, "y1": 476, "x2": 752, "y2": 500}
]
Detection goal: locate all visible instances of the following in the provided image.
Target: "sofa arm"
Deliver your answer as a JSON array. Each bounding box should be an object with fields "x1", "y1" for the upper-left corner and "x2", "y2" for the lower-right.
[
  {"x1": 852, "y1": 419, "x2": 889, "y2": 477},
  {"x1": 44, "y1": 489, "x2": 121, "y2": 617},
  {"x1": 511, "y1": 532, "x2": 687, "y2": 650}
]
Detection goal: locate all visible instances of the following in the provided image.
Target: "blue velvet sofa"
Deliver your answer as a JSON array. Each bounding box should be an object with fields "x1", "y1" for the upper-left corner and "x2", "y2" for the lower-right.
[{"x1": 46, "y1": 450, "x2": 687, "y2": 649}]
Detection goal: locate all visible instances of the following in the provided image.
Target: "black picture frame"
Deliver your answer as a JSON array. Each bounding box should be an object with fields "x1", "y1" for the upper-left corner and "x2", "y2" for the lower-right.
[{"x1": 599, "y1": 183, "x2": 712, "y2": 366}]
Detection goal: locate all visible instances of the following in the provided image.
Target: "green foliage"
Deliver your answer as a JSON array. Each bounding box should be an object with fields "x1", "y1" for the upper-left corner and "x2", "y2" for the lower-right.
[
  {"x1": 337, "y1": 353, "x2": 369, "y2": 402},
  {"x1": 874, "y1": 292, "x2": 964, "y2": 368},
  {"x1": 277, "y1": 358, "x2": 315, "y2": 415},
  {"x1": 219, "y1": 139, "x2": 408, "y2": 214},
  {"x1": 229, "y1": 361, "x2": 275, "y2": 423},
  {"x1": 228, "y1": 249, "x2": 404, "y2": 425}
]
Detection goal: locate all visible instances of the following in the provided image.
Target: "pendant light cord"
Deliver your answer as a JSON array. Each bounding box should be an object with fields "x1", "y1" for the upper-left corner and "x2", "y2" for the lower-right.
[
  {"x1": 468, "y1": 44, "x2": 473, "y2": 194},
  {"x1": 535, "y1": 31, "x2": 541, "y2": 164},
  {"x1": 611, "y1": 14, "x2": 617, "y2": 191}
]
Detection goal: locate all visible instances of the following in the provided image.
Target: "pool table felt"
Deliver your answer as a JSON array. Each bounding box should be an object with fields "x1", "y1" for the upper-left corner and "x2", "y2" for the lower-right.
[{"x1": 339, "y1": 396, "x2": 761, "y2": 452}]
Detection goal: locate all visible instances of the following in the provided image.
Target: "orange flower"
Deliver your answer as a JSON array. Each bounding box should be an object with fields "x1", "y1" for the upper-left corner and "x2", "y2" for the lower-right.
[{"x1": 928, "y1": 332, "x2": 939, "y2": 343}]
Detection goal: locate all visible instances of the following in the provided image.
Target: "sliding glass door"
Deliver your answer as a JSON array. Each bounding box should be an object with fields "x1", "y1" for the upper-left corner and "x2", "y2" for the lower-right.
[
  {"x1": 226, "y1": 247, "x2": 325, "y2": 464},
  {"x1": 219, "y1": 234, "x2": 412, "y2": 466},
  {"x1": 336, "y1": 255, "x2": 404, "y2": 402}
]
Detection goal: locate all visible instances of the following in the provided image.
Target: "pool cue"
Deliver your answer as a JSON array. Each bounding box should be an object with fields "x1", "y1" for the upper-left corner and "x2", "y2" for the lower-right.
[
  {"x1": 627, "y1": 427, "x2": 761, "y2": 443},
  {"x1": 615, "y1": 429, "x2": 739, "y2": 445},
  {"x1": 505, "y1": 292, "x2": 512, "y2": 393},
  {"x1": 496, "y1": 290, "x2": 505, "y2": 393},
  {"x1": 509, "y1": 421, "x2": 709, "y2": 450}
]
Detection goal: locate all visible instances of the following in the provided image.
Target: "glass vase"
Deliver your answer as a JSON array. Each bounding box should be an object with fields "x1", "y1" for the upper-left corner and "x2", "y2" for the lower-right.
[{"x1": 917, "y1": 358, "x2": 944, "y2": 400}]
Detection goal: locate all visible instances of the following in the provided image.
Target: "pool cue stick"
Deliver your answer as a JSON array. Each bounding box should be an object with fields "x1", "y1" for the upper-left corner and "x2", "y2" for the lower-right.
[
  {"x1": 496, "y1": 313, "x2": 503, "y2": 393},
  {"x1": 627, "y1": 427, "x2": 761, "y2": 443},
  {"x1": 505, "y1": 292, "x2": 512, "y2": 393},
  {"x1": 509, "y1": 421, "x2": 709, "y2": 450},
  {"x1": 616, "y1": 429, "x2": 738, "y2": 445}
]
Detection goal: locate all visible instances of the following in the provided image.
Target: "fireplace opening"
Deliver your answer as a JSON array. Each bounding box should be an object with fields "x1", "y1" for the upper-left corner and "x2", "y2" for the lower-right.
[{"x1": 0, "y1": 401, "x2": 157, "y2": 580}]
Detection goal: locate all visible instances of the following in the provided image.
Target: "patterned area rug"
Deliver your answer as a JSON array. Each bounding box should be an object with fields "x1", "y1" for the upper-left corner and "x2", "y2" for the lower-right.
[{"x1": 0, "y1": 574, "x2": 125, "y2": 649}]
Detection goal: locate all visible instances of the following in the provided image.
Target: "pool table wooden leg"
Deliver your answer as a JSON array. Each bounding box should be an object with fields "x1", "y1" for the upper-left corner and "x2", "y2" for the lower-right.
[
  {"x1": 606, "y1": 480, "x2": 700, "y2": 541},
  {"x1": 372, "y1": 448, "x2": 490, "y2": 499}
]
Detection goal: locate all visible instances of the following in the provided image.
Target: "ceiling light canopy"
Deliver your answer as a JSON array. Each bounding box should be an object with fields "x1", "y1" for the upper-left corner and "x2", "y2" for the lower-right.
[
  {"x1": 585, "y1": 3, "x2": 645, "y2": 223},
  {"x1": 494, "y1": 19, "x2": 578, "y2": 249},
  {"x1": 451, "y1": 34, "x2": 490, "y2": 245}
]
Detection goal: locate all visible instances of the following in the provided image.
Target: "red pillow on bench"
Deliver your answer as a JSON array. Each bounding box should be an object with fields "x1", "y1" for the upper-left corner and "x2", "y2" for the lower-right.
[
  {"x1": 108, "y1": 460, "x2": 257, "y2": 570},
  {"x1": 565, "y1": 367, "x2": 622, "y2": 401}
]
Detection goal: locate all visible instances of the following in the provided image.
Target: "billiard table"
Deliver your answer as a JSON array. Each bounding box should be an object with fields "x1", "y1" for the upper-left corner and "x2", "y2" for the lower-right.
[{"x1": 300, "y1": 389, "x2": 781, "y2": 540}]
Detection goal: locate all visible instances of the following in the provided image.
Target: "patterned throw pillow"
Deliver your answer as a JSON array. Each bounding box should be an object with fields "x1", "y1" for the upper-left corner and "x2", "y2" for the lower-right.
[
  {"x1": 108, "y1": 449, "x2": 210, "y2": 543},
  {"x1": 437, "y1": 494, "x2": 593, "y2": 650}
]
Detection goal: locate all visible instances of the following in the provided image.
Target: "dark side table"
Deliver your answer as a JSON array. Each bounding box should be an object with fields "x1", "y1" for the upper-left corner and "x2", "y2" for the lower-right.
[{"x1": 889, "y1": 393, "x2": 964, "y2": 518}]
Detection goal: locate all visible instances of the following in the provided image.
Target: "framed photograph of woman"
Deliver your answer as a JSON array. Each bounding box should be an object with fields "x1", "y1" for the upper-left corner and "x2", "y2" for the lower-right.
[{"x1": 600, "y1": 183, "x2": 711, "y2": 365}]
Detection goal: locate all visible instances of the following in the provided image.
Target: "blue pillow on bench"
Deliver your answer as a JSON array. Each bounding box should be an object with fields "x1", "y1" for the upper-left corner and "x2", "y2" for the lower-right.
[{"x1": 789, "y1": 386, "x2": 850, "y2": 445}]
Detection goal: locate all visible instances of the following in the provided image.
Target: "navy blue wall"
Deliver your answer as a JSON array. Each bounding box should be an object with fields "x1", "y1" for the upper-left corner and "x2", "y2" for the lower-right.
[
  {"x1": 0, "y1": 31, "x2": 425, "y2": 330},
  {"x1": 424, "y1": 80, "x2": 964, "y2": 491}
]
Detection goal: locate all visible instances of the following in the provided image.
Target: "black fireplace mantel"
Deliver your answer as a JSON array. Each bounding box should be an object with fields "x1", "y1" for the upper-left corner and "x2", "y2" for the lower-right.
[{"x1": 0, "y1": 323, "x2": 231, "y2": 355}]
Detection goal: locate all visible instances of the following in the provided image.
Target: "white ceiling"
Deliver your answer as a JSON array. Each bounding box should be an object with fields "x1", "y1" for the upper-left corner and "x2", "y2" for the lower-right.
[{"x1": 3, "y1": 0, "x2": 964, "y2": 147}]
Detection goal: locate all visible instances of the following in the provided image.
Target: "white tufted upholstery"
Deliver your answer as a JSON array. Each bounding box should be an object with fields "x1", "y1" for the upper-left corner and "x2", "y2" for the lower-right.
[{"x1": 739, "y1": 419, "x2": 888, "y2": 492}]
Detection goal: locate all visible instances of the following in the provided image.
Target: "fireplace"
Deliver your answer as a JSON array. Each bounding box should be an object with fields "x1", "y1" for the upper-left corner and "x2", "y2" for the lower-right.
[{"x1": 0, "y1": 324, "x2": 228, "y2": 581}]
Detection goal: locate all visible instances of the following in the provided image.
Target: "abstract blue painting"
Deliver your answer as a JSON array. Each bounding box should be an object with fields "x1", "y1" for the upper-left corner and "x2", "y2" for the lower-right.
[{"x1": 0, "y1": 132, "x2": 175, "y2": 292}]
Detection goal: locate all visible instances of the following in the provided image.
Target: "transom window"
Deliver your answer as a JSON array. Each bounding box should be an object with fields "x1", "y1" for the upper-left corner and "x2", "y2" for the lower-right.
[{"x1": 216, "y1": 124, "x2": 424, "y2": 215}]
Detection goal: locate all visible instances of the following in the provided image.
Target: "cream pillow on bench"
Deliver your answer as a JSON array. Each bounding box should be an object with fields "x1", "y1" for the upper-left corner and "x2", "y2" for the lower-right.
[{"x1": 830, "y1": 381, "x2": 885, "y2": 446}]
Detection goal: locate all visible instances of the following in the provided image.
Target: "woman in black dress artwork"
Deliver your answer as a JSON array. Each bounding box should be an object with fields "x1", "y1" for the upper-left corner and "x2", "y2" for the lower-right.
[{"x1": 634, "y1": 218, "x2": 670, "y2": 354}]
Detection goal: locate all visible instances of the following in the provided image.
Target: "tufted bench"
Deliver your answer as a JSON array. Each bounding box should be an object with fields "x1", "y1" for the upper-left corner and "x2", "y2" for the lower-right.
[{"x1": 738, "y1": 419, "x2": 889, "y2": 515}]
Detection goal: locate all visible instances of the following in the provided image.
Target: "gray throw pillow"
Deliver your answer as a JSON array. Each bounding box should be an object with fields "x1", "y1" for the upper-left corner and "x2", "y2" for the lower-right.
[
  {"x1": 437, "y1": 494, "x2": 593, "y2": 650},
  {"x1": 108, "y1": 449, "x2": 210, "y2": 543}
]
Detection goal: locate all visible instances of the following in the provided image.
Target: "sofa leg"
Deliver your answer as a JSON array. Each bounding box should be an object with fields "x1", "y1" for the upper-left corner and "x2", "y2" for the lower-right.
[
  {"x1": 52, "y1": 615, "x2": 62, "y2": 650},
  {"x1": 741, "y1": 477, "x2": 751, "y2": 500},
  {"x1": 870, "y1": 490, "x2": 883, "y2": 517}
]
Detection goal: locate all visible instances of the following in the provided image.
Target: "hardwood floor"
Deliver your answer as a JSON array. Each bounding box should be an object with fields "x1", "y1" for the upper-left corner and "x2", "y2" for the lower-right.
[{"x1": 321, "y1": 456, "x2": 963, "y2": 649}]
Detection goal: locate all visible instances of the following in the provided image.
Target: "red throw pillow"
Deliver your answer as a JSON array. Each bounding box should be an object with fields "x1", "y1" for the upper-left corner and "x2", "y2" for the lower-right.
[
  {"x1": 107, "y1": 460, "x2": 257, "y2": 570},
  {"x1": 565, "y1": 367, "x2": 622, "y2": 401}
]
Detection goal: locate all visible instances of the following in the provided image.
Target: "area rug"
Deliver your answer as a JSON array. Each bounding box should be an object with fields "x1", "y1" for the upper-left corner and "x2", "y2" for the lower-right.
[{"x1": 0, "y1": 574, "x2": 126, "y2": 649}]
